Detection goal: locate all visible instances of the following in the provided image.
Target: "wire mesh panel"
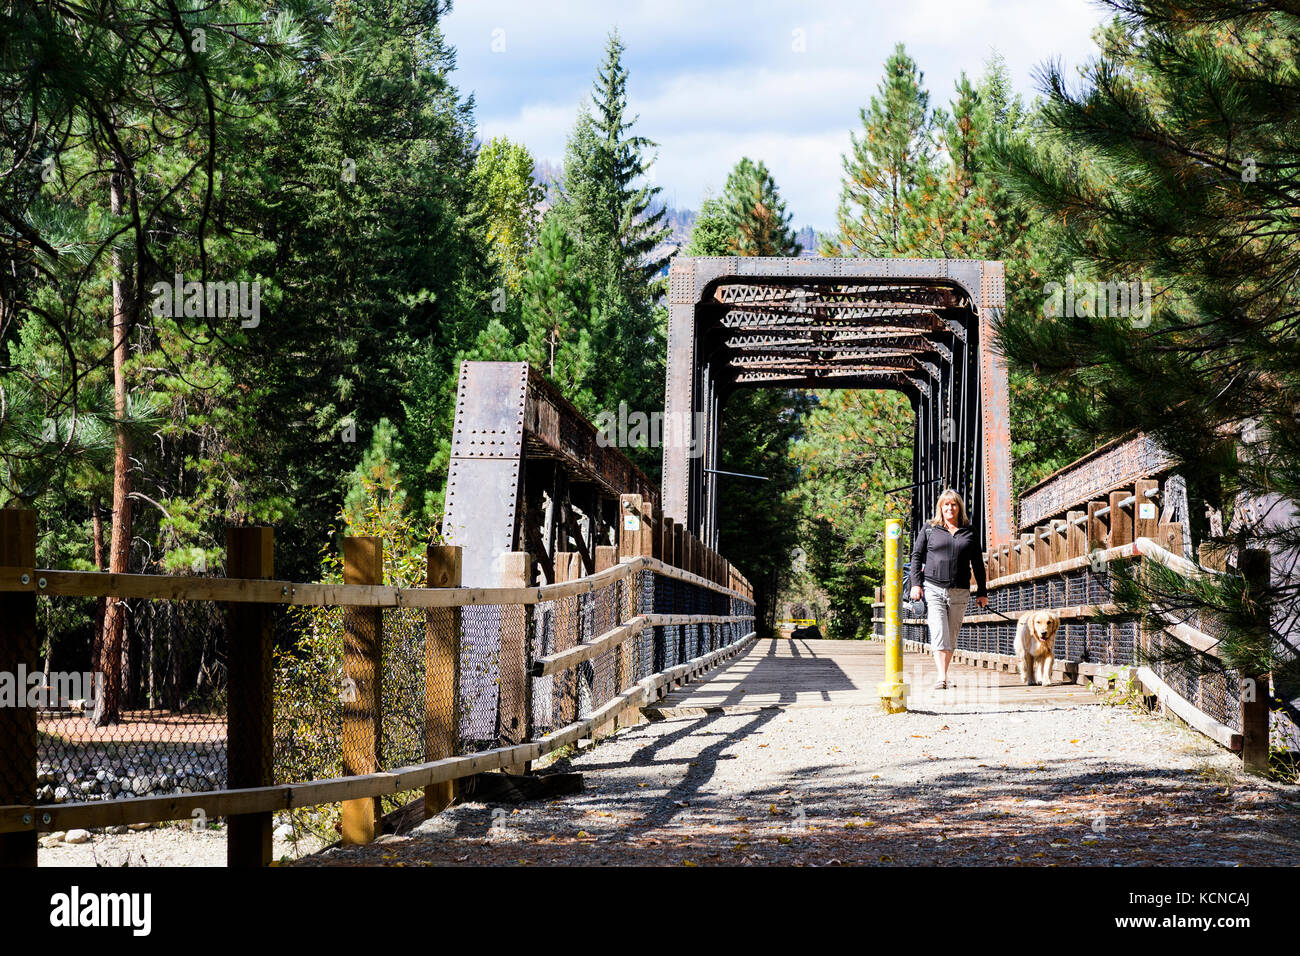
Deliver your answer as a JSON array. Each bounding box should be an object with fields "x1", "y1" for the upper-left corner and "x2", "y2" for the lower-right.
[
  {"x1": 949, "y1": 559, "x2": 1139, "y2": 665},
  {"x1": 1146, "y1": 629, "x2": 1243, "y2": 731},
  {"x1": 34, "y1": 597, "x2": 230, "y2": 806},
  {"x1": 525, "y1": 569, "x2": 752, "y2": 738}
]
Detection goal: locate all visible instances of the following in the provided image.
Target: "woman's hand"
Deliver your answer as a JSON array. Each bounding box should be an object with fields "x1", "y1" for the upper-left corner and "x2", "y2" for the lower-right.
[
  {"x1": 910, "y1": 586, "x2": 922, "y2": 601},
  {"x1": 975, "y1": 595, "x2": 988, "y2": 608}
]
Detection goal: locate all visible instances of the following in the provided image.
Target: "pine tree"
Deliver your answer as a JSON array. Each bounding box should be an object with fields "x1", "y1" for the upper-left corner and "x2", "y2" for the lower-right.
[
  {"x1": 719, "y1": 158, "x2": 802, "y2": 257},
  {"x1": 686, "y1": 196, "x2": 732, "y2": 257},
  {"x1": 992, "y1": 3, "x2": 1300, "y2": 696},
  {"x1": 550, "y1": 31, "x2": 670, "y2": 430},
  {"x1": 520, "y1": 214, "x2": 598, "y2": 413},
  {"x1": 825, "y1": 44, "x2": 937, "y2": 257}
]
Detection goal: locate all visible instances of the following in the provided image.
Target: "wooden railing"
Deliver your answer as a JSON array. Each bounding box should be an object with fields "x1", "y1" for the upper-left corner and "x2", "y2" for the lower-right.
[
  {"x1": 983, "y1": 477, "x2": 1185, "y2": 582},
  {"x1": 0, "y1": 507, "x2": 755, "y2": 866}
]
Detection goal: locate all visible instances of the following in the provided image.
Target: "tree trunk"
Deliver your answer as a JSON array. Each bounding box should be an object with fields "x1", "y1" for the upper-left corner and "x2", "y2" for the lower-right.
[
  {"x1": 93, "y1": 169, "x2": 133, "y2": 727},
  {"x1": 91, "y1": 499, "x2": 106, "y2": 668}
]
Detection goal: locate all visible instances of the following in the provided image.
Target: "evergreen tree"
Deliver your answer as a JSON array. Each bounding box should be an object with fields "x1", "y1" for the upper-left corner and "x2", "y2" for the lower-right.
[
  {"x1": 992, "y1": 3, "x2": 1300, "y2": 697},
  {"x1": 719, "y1": 158, "x2": 802, "y2": 257},
  {"x1": 471, "y1": 136, "x2": 545, "y2": 296},
  {"x1": 791, "y1": 389, "x2": 914, "y2": 637},
  {"x1": 824, "y1": 44, "x2": 937, "y2": 257},
  {"x1": 686, "y1": 195, "x2": 732, "y2": 257},
  {"x1": 520, "y1": 213, "x2": 598, "y2": 412},
  {"x1": 550, "y1": 31, "x2": 670, "y2": 435}
]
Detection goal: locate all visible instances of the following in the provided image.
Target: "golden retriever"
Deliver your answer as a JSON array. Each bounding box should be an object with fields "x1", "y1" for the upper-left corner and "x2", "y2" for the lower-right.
[{"x1": 1014, "y1": 610, "x2": 1059, "y2": 686}]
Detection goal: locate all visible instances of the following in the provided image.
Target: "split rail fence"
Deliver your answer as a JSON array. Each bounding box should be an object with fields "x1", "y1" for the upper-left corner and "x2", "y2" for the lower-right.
[{"x1": 0, "y1": 502, "x2": 755, "y2": 867}]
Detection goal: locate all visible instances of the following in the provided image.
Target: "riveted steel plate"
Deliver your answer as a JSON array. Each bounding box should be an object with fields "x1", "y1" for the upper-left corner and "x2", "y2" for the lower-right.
[{"x1": 450, "y1": 362, "x2": 527, "y2": 458}]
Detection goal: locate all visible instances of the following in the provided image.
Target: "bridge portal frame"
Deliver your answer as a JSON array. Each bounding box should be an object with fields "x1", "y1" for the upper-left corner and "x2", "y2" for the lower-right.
[{"x1": 662, "y1": 256, "x2": 1013, "y2": 553}]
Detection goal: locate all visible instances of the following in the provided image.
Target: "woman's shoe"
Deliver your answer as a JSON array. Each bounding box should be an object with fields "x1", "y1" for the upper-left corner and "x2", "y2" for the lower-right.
[{"x1": 932, "y1": 679, "x2": 947, "y2": 690}]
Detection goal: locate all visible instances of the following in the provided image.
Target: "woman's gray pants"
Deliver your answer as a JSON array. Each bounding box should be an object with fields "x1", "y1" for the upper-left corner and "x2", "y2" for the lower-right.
[{"x1": 923, "y1": 581, "x2": 969, "y2": 652}]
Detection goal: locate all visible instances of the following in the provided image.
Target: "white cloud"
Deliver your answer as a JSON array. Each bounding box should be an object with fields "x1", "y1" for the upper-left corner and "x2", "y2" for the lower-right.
[{"x1": 446, "y1": 0, "x2": 1110, "y2": 229}]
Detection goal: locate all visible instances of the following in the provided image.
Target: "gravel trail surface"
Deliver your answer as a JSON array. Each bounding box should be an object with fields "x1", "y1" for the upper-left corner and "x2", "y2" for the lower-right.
[{"x1": 296, "y1": 640, "x2": 1300, "y2": 867}]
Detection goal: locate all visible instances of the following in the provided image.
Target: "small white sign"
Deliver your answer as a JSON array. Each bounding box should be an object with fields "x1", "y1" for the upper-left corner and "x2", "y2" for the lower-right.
[
  {"x1": 623, "y1": 514, "x2": 640, "y2": 532},
  {"x1": 1139, "y1": 502, "x2": 1157, "y2": 520},
  {"x1": 887, "y1": 525, "x2": 901, "y2": 539}
]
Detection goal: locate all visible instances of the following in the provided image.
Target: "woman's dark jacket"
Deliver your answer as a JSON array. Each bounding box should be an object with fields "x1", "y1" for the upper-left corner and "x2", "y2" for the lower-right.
[{"x1": 909, "y1": 523, "x2": 987, "y2": 598}]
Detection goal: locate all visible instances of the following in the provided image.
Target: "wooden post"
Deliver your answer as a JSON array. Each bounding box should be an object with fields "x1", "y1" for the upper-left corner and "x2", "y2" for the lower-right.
[
  {"x1": 1157, "y1": 521, "x2": 1183, "y2": 555},
  {"x1": 1051, "y1": 519, "x2": 1067, "y2": 564},
  {"x1": 644, "y1": 503, "x2": 658, "y2": 560},
  {"x1": 618, "y1": 494, "x2": 643, "y2": 562},
  {"x1": 226, "y1": 526, "x2": 275, "y2": 867},
  {"x1": 594, "y1": 546, "x2": 619, "y2": 740},
  {"x1": 1086, "y1": 500, "x2": 1108, "y2": 554},
  {"x1": 673, "y1": 524, "x2": 685, "y2": 570},
  {"x1": 661, "y1": 517, "x2": 675, "y2": 568},
  {"x1": 424, "y1": 545, "x2": 461, "y2": 817},
  {"x1": 341, "y1": 536, "x2": 383, "y2": 845},
  {"x1": 500, "y1": 551, "x2": 531, "y2": 775},
  {"x1": 1239, "y1": 549, "x2": 1271, "y2": 775},
  {"x1": 1133, "y1": 480, "x2": 1159, "y2": 541},
  {"x1": 0, "y1": 510, "x2": 37, "y2": 867},
  {"x1": 1066, "y1": 511, "x2": 1086, "y2": 558},
  {"x1": 1034, "y1": 525, "x2": 1050, "y2": 567},
  {"x1": 1109, "y1": 490, "x2": 1133, "y2": 548}
]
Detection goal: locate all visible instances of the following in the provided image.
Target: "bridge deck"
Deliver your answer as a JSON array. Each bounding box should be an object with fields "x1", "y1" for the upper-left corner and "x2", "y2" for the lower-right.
[{"x1": 647, "y1": 638, "x2": 1100, "y2": 716}]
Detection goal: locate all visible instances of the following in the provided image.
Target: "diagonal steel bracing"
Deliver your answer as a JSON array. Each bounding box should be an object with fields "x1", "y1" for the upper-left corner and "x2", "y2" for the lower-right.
[{"x1": 664, "y1": 257, "x2": 1012, "y2": 553}]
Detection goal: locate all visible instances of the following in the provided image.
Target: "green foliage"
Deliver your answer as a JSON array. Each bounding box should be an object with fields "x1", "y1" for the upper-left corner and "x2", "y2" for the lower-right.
[
  {"x1": 717, "y1": 158, "x2": 802, "y2": 257},
  {"x1": 790, "y1": 390, "x2": 914, "y2": 638},
  {"x1": 991, "y1": 3, "x2": 1300, "y2": 689},
  {"x1": 547, "y1": 30, "x2": 671, "y2": 452},
  {"x1": 472, "y1": 137, "x2": 545, "y2": 294},
  {"x1": 824, "y1": 43, "x2": 936, "y2": 257},
  {"x1": 520, "y1": 214, "x2": 598, "y2": 414},
  {"x1": 274, "y1": 455, "x2": 438, "y2": 845}
]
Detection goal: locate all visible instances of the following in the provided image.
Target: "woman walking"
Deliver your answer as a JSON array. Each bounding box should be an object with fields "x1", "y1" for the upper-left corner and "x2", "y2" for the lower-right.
[{"x1": 908, "y1": 489, "x2": 988, "y2": 689}]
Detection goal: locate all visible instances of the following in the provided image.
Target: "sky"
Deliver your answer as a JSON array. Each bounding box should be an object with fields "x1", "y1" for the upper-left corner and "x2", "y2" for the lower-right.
[{"x1": 440, "y1": 0, "x2": 1115, "y2": 233}]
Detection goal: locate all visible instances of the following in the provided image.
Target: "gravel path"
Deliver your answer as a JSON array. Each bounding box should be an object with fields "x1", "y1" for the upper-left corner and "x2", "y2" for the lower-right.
[
  {"x1": 297, "y1": 641, "x2": 1300, "y2": 867},
  {"x1": 35, "y1": 640, "x2": 1298, "y2": 867},
  {"x1": 37, "y1": 822, "x2": 325, "y2": 867}
]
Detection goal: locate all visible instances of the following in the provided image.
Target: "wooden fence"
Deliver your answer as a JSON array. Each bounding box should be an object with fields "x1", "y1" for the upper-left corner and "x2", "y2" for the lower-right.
[{"x1": 0, "y1": 506, "x2": 755, "y2": 866}]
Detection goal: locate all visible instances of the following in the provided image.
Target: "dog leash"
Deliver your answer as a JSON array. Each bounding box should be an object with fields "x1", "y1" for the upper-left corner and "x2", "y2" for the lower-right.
[{"x1": 911, "y1": 596, "x2": 1022, "y2": 623}]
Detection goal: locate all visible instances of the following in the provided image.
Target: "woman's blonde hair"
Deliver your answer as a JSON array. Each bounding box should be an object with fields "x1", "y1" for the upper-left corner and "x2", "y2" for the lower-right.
[{"x1": 927, "y1": 488, "x2": 970, "y2": 528}]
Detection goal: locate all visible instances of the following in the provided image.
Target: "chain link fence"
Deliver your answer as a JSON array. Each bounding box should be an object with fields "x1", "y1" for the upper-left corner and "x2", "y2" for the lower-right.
[
  {"x1": 5, "y1": 558, "x2": 755, "y2": 859},
  {"x1": 31, "y1": 596, "x2": 230, "y2": 807}
]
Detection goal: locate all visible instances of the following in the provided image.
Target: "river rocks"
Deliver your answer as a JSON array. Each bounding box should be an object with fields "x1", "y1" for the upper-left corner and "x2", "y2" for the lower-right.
[
  {"x1": 35, "y1": 749, "x2": 227, "y2": 805},
  {"x1": 64, "y1": 829, "x2": 90, "y2": 844}
]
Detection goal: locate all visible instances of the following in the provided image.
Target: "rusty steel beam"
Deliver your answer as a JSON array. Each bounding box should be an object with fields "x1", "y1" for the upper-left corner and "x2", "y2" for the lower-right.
[
  {"x1": 1018, "y1": 431, "x2": 1177, "y2": 531},
  {"x1": 665, "y1": 256, "x2": 1009, "y2": 552},
  {"x1": 523, "y1": 367, "x2": 657, "y2": 503}
]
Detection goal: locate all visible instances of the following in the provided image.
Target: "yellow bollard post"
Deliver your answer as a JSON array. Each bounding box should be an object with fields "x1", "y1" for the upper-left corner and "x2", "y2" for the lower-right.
[{"x1": 878, "y1": 518, "x2": 908, "y2": 713}]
